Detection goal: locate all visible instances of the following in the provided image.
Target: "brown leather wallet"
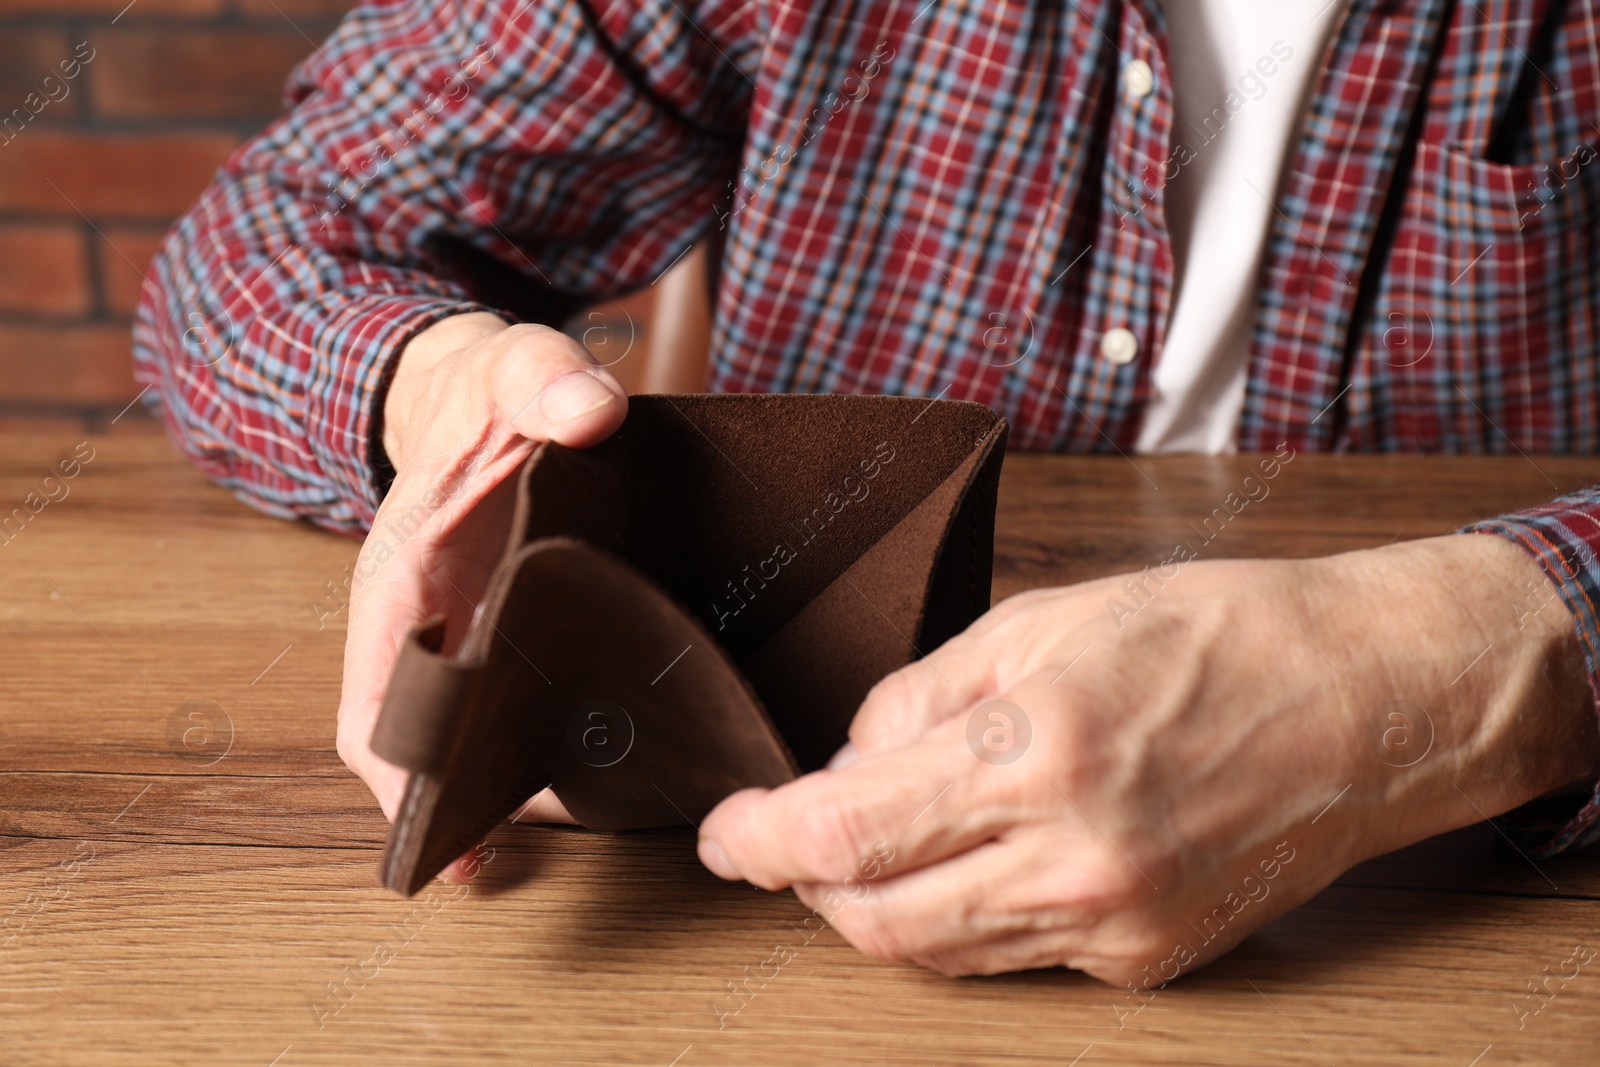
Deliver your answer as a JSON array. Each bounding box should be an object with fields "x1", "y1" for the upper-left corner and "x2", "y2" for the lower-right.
[{"x1": 369, "y1": 393, "x2": 1009, "y2": 895}]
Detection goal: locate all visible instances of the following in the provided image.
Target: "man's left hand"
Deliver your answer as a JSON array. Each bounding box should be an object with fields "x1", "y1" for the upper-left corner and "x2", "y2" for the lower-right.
[{"x1": 698, "y1": 535, "x2": 1599, "y2": 984}]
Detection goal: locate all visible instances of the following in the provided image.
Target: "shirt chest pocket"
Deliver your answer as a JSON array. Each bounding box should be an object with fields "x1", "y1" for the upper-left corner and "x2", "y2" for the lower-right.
[{"x1": 1357, "y1": 136, "x2": 1600, "y2": 452}]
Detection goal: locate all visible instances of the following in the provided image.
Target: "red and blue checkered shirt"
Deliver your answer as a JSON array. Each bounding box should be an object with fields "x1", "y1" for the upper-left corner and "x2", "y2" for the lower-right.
[{"x1": 133, "y1": 0, "x2": 1600, "y2": 850}]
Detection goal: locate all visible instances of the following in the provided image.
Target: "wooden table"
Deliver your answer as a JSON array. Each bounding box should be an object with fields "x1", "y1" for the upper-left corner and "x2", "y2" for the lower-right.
[{"x1": 3, "y1": 428, "x2": 1598, "y2": 1066}]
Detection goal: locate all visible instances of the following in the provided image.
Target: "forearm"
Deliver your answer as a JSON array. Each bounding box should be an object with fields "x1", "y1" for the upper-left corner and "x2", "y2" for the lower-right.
[
  {"x1": 131, "y1": 35, "x2": 511, "y2": 533},
  {"x1": 1306, "y1": 534, "x2": 1599, "y2": 858},
  {"x1": 133, "y1": 0, "x2": 753, "y2": 534},
  {"x1": 134, "y1": 217, "x2": 495, "y2": 534}
]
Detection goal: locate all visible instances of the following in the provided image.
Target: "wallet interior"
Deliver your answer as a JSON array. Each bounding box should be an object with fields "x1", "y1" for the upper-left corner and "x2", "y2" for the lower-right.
[{"x1": 371, "y1": 393, "x2": 1008, "y2": 894}]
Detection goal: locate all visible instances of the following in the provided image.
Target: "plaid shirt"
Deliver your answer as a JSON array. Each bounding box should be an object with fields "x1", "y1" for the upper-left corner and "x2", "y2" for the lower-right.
[{"x1": 134, "y1": 0, "x2": 1600, "y2": 850}]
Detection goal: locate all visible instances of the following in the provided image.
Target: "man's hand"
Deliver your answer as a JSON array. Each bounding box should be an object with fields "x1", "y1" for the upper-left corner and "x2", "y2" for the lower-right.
[
  {"x1": 698, "y1": 535, "x2": 1600, "y2": 984},
  {"x1": 336, "y1": 312, "x2": 625, "y2": 881}
]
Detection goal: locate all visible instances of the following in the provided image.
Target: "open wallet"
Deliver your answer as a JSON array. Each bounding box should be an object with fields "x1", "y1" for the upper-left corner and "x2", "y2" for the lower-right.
[{"x1": 369, "y1": 393, "x2": 1009, "y2": 895}]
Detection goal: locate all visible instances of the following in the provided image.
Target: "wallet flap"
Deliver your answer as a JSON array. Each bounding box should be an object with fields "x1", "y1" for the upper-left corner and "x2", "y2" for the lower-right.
[
  {"x1": 369, "y1": 616, "x2": 472, "y2": 775},
  {"x1": 377, "y1": 537, "x2": 796, "y2": 894}
]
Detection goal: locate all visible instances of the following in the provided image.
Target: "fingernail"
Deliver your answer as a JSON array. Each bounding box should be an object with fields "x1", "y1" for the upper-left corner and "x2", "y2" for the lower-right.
[
  {"x1": 699, "y1": 838, "x2": 740, "y2": 880},
  {"x1": 827, "y1": 741, "x2": 861, "y2": 770},
  {"x1": 539, "y1": 370, "x2": 618, "y2": 424}
]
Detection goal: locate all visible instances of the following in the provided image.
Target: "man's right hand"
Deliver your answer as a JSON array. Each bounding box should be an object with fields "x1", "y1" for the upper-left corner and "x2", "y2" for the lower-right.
[{"x1": 334, "y1": 312, "x2": 628, "y2": 882}]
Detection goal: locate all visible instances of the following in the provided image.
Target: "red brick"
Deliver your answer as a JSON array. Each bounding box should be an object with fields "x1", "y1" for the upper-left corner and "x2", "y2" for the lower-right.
[
  {"x1": 0, "y1": 130, "x2": 241, "y2": 219},
  {"x1": 0, "y1": 31, "x2": 84, "y2": 125},
  {"x1": 0, "y1": 224, "x2": 90, "y2": 316},
  {"x1": 238, "y1": 0, "x2": 352, "y2": 17},
  {"x1": 0, "y1": 0, "x2": 221, "y2": 15},
  {"x1": 90, "y1": 28, "x2": 315, "y2": 121},
  {"x1": 98, "y1": 225, "x2": 168, "y2": 316},
  {"x1": 0, "y1": 324, "x2": 137, "y2": 405}
]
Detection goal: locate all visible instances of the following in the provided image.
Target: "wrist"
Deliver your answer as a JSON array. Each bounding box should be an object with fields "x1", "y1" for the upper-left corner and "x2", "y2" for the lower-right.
[
  {"x1": 1314, "y1": 535, "x2": 1598, "y2": 854},
  {"x1": 1453, "y1": 534, "x2": 1600, "y2": 793}
]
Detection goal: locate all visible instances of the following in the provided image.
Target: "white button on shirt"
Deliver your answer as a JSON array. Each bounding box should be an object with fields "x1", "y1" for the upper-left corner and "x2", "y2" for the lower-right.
[
  {"x1": 1101, "y1": 328, "x2": 1140, "y2": 365},
  {"x1": 1123, "y1": 58, "x2": 1155, "y2": 100}
]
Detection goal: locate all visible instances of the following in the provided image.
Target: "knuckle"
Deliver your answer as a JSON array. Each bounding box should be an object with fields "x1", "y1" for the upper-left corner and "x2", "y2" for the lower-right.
[
  {"x1": 505, "y1": 322, "x2": 589, "y2": 369},
  {"x1": 498, "y1": 321, "x2": 559, "y2": 347},
  {"x1": 868, "y1": 666, "x2": 914, "y2": 705},
  {"x1": 794, "y1": 801, "x2": 870, "y2": 882},
  {"x1": 912, "y1": 952, "x2": 969, "y2": 977},
  {"x1": 1088, "y1": 926, "x2": 1187, "y2": 989},
  {"x1": 995, "y1": 587, "x2": 1046, "y2": 613},
  {"x1": 1015, "y1": 839, "x2": 1161, "y2": 925},
  {"x1": 1085, "y1": 849, "x2": 1163, "y2": 913},
  {"x1": 1123, "y1": 926, "x2": 1181, "y2": 972},
  {"x1": 334, "y1": 725, "x2": 364, "y2": 775},
  {"x1": 1039, "y1": 713, "x2": 1099, "y2": 794},
  {"x1": 989, "y1": 587, "x2": 1055, "y2": 623},
  {"x1": 834, "y1": 909, "x2": 906, "y2": 960},
  {"x1": 483, "y1": 325, "x2": 576, "y2": 386},
  {"x1": 854, "y1": 671, "x2": 916, "y2": 736}
]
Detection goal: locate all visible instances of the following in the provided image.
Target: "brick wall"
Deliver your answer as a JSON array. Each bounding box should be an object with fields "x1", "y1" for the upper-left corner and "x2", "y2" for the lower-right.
[{"x1": 0, "y1": 0, "x2": 350, "y2": 431}]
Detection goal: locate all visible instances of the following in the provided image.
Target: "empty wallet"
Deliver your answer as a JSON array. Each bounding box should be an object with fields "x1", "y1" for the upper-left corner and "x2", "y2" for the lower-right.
[{"x1": 369, "y1": 393, "x2": 1009, "y2": 895}]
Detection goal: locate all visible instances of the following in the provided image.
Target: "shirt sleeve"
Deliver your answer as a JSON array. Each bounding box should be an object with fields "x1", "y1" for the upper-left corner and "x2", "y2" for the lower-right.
[
  {"x1": 1464, "y1": 488, "x2": 1600, "y2": 856},
  {"x1": 132, "y1": 0, "x2": 757, "y2": 534}
]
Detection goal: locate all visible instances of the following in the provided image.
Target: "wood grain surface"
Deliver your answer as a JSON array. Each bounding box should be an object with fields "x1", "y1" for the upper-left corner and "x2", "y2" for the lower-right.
[{"x1": 2, "y1": 428, "x2": 1598, "y2": 1066}]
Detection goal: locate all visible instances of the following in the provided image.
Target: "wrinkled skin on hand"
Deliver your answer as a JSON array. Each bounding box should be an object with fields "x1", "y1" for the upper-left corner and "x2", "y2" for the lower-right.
[{"x1": 698, "y1": 535, "x2": 1598, "y2": 984}]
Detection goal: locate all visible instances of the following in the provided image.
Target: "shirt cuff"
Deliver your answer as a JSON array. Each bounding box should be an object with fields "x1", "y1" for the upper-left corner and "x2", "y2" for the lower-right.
[
  {"x1": 303, "y1": 293, "x2": 508, "y2": 525},
  {"x1": 1463, "y1": 489, "x2": 1600, "y2": 856}
]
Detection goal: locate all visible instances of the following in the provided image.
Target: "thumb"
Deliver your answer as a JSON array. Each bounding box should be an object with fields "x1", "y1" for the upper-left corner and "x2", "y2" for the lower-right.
[{"x1": 483, "y1": 324, "x2": 628, "y2": 448}]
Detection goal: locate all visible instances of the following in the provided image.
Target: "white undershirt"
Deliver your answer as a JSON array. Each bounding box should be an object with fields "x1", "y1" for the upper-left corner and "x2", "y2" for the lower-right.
[{"x1": 1133, "y1": 0, "x2": 1341, "y2": 454}]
